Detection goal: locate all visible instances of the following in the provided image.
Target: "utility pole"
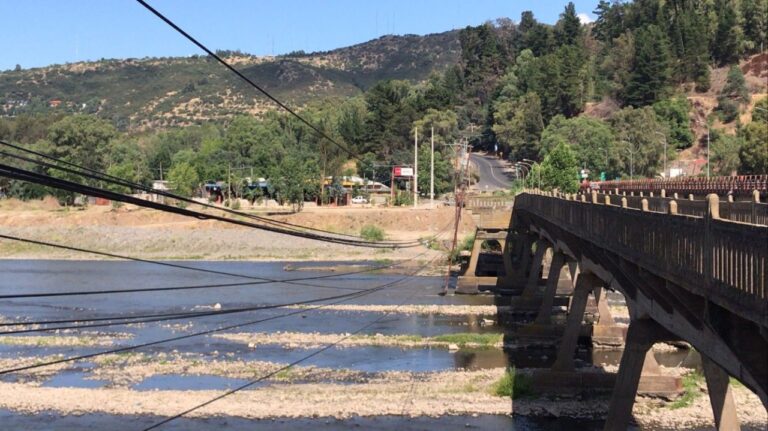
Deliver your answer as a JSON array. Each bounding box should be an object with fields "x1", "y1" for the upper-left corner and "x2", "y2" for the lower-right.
[
  {"x1": 430, "y1": 126, "x2": 435, "y2": 208},
  {"x1": 414, "y1": 127, "x2": 418, "y2": 207},
  {"x1": 706, "y1": 125, "x2": 711, "y2": 179}
]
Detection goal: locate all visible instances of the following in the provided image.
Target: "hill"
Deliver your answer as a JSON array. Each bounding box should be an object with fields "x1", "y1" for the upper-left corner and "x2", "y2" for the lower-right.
[{"x1": 0, "y1": 31, "x2": 460, "y2": 130}]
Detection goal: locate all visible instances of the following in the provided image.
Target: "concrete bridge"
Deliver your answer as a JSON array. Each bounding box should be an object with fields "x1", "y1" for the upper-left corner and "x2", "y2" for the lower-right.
[{"x1": 478, "y1": 189, "x2": 767, "y2": 430}]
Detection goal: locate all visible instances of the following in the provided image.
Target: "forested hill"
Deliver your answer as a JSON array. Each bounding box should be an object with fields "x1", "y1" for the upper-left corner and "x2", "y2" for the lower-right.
[{"x1": 0, "y1": 30, "x2": 460, "y2": 129}]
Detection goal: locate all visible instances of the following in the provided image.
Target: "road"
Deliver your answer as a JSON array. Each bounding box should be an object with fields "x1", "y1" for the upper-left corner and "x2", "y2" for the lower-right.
[{"x1": 469, "y1": 153, "x2": 514, "y2": 191}]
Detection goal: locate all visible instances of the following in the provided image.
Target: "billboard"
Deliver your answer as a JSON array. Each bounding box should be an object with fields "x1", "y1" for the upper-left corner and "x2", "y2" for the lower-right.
[{"x1": 393, "y1": 166, "x2": 413, "y2": 177}]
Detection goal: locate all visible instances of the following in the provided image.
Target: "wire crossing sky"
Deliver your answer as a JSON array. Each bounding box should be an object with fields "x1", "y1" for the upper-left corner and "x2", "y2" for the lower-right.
[{"x1": 0, "y1": 0, "x2": 597, "y2": 71}]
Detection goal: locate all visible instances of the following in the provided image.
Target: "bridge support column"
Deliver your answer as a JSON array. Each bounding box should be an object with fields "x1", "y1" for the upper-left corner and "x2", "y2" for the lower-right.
[
  {"x1": 533, "y1": 252, "x2": 569, "y2": 323},
  {"x1": 523, "y1": 239, "x2": 550, "y2": 293},
  {"x1": 702, "y1": 355, "x2": 741, "y2": 431},
  {"x1": 497, "y1": 231, "x2": 534, "y2": 289},
  {"x1": 464, "y1": 232, "x2": 483, "y2": 277},
  {"x1": 552, "y1": 273, "x2": 600, "y2": 371},
  {"x1": 604, "y1": 318, "x2": 671, "y2": 431}
]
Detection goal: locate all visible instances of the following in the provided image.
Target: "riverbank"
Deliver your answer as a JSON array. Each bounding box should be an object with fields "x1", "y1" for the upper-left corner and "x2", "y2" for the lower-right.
[{"x1": 0, "y1": 198, "x2": 474, "y2": 263}]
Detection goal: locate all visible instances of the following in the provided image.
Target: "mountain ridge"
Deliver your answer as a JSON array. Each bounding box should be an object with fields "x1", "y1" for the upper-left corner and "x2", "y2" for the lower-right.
[{"x1": 0, "y1": 30, "x2": 461, "y2": 130}]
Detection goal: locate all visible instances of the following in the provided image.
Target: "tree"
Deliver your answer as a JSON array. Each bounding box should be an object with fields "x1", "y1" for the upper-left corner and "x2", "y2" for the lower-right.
[
  {"x1": 716, "y1": 66, "x2": 750, "y2": 123},
  {"x1": 539, "y1": 115, "x2": 619, "y2": 178},
  {"x1": 167, "y1": 161, "x2": 199, "y2": 198},
  {"x1": 741, "y1": 0, "x2": 767, "y2": 53},
  {"x1": 592, "y1": 0, "x2": 626, "y2": 43},
  {"x1": 710, "y1": 131, "x2": 742, "y2": 175},
  {"x1": 556, "y1": 2, "x2": 583, "y2": 46},
  {"x1": 363, "y1": 80, "x2": 415, "y2": 158},
  {"x1": 47, "y1": 115, "x2": 116, "y2": 173},
  {"x1": 652, "y1": 97, "x2": 694, "y2": 149},
  {"x1": 739, "y1": 121, "x2": 768, "y2": 174},
  {"x1": 268, "y1": 154, "x2": 320, "y2": 211},
  {"x1": 752, "y1": 97, "x2": 768, "y2": 123},
  {"x1": 539, "y1": 141, "x2": 580, "y2": 193},
  {"x1": 492, "y1": 92, "x2": 544, "y2": 161},
  {"x1": 713, "y1": 0, "x2": 743, "y2": 65},
  {"x1": 610, "y1": 106, "x2": 666, "y2": 177},
  {"x1": 625, "y1": 25, "x2": 672, "y2": 106}
]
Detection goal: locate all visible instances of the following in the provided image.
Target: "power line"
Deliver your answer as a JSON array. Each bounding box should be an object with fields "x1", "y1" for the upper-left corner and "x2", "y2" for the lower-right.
[
  {"x1": 135, "y1": 0, "x2": 364, "y2": 163},
  {"x1": 0, "y1": 260, "x2": 429, "y2": 376},
  {"x1": 0, "y1": 162, "x2": 417, "y2": 248},
  {"x1": 0, "y1": 140, "x2": 370, "y2": 242},
  {"x1": 141, "y1": 277, "x2": 425, "y2": 430},
  {"x1": 0, "y1": 232, "x2": 428, "y2": 298}
]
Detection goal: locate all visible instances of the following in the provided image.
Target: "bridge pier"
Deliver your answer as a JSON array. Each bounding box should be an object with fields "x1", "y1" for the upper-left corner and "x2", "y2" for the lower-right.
[
  {"x1": 552, "y1": 273, "x2": 600, "y2": 371},
  {"x1": 702, "y1": 355, "x2": 742, "y2": 430}
]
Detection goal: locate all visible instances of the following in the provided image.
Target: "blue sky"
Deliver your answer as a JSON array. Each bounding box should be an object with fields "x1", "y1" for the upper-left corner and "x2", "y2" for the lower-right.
[{"x1": 1, "y1": 1, "x2": 599, "y2": 71}]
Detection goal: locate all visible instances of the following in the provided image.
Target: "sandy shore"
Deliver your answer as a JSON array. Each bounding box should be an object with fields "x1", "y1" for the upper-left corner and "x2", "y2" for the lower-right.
[{"x1": 0, "y1": 200, "x2": 473, "y2": 262}]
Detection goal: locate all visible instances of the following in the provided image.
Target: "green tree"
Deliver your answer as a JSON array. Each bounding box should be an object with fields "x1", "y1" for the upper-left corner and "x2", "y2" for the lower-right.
[
  {"x1": 739, "y1": 121, "x2": 768, "y2": 173},
  {"x1": 710, "y1": 131, "x2": 742, "y2": 175},
  {"x1": 713, "y1": 0, "x2": 743, "y2": 65},
  {"x1": 610, "y1": 106, "x2": 666, "y2": 177},
  {"x1": 539, "y1": 115, "x2": 619, "y2": 178},
  {"x1": 741, "y1": 0, "x2": 767, "y2": 53},
  {"x1": 752, "y1": 97, "x2": 768, "y2": 123},
  {"x1": 539, "y1": 141, "x2": 580, "y2": 193},
  {"x1": 492, "y1": 92, "x2": 544, "y2": 161},
  {"x1": 556, "y1": 2, "x2": 583, "y2": 46},
  {"x1": 716, "y1": 66, "x2": 750, "y2": 122},
  {"x1": 652, "y1": 97, "x2": 694, "y2": 149},
  {"x1": 167, "y1": 161, "x2": 200, "y2": 198},
  {"x1": 626, "y1": 25, "x2": 672, "y2": 106},
  {"x1": 47, "y1": 115, "x2": 116, "y2": 173}
]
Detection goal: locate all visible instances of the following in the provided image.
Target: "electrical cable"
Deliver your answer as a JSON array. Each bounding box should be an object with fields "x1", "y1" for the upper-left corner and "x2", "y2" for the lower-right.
[
  {"x1": 135, "y1": 0, "x2": 364, "y2": 163},
  {"x1": 140, "y1": 269, "x2": 427, "y2": 430},
  {"x1": 0, "y1": 163, "x2": 418, "y2": 248},
  {"x1": 0, "y1": 258, "x2": 432, "y2": 376},
  {"x1": 0, "y1": 140, "x2": 375, "y2": 241}
]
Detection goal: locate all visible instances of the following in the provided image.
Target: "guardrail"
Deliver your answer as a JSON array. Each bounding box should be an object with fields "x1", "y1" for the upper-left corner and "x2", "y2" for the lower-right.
[
  {"x1": 515, "y1": 191, "x2": 768, "y2": 326},
  {"x1": 464, "y1": 195, "x2": 515, "y2": 210},
  {"x1": 580, "y1": 191, "x2": 768, "y2": 226},
  {"x1": 586, "y1": 175, "x2": 768, "y2": 197}
]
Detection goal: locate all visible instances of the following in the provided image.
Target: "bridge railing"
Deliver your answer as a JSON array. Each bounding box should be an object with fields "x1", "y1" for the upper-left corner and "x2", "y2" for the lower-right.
[
  {"x1": 582, "y1": 192, "x2": 768, "y2": 225},
  {"x1": 515, "y1": 192, "x2": 768, "y2": 325},
  {"x1": 586, "y1": 175, "x2": 768, "y2": 197},
  {"x1": 464, "y1": 195, "x2": 515, "y2": 210}
]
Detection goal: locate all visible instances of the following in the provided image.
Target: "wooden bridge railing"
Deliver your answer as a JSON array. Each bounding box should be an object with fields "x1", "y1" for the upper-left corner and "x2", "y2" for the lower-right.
[
  {"x1": 584, "y1": 192, "x2": 768, "y2": 226},
  {"x1": 464, "y1": 195, "x2": 515, "y2": 210},
  {"x1": 515, "y1": 192, "x2": 768, "y2": 326}
]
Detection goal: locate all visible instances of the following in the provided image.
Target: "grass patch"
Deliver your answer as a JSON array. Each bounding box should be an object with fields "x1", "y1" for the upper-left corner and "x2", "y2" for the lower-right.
[
  {"x1": 729, "y1": 377, "x2": 744, "y2": 388},
  {"x1": 492, "y1": 367, "x2": 532, "y2": 399},
  {"x1": 360, "y1": 225, "x2": 385, "y2": 241},
  {"x1": 669, "y1": 371, "x2": 704, "y2": 409},
  {"x1": 431, "y1": 332, "x2": 502, "y2": 347}
]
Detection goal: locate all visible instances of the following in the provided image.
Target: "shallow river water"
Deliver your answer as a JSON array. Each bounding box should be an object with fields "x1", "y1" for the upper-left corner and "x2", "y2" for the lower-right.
[{"x1": 0, "y1": 260, "x2": 698, "y2": 430}]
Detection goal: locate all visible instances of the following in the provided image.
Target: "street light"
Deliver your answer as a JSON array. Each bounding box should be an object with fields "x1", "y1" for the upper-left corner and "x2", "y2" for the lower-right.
[
  {"x1": 515, "y1": 162, "x2": 530, "y2": 189},
  {"x1": 696, "y1": 120, "x2": 711, "y2": 179},
  {"x1": 522, "y1": 159, "x2": 541, "y2": 190},
  {"x1": 621, "y1": 140, "x2": 637, "y2": 180},
  {"x1": 653, "y1": 130, "x2": 667, "y2": 178}
]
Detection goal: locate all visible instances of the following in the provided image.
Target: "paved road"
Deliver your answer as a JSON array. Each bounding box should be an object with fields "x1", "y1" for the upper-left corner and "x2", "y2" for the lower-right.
[{"x1": 469, "y1": 153, "x2": 514, "y2": 191}]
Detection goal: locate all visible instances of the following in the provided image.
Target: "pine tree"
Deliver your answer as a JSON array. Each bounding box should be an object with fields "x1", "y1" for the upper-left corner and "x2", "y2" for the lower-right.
[
  {"x1": 556, "y1": 2, "x2": 582, "y2": 46},
  {"x1": 713, "y1": 0, "x2": 743, "y2": 65},
  {"x1": 625, "y1": 25, "x2": 672, "y2": 107},
  {"x1": 741, "y1": 0, "x2": 767, "y2": 53}
]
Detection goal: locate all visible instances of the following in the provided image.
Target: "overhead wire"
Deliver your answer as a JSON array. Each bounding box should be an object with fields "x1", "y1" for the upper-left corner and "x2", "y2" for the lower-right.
[
  {"x1": 0, "y1": 232, "x2": 428, "y2": 297},
  {"x1": 0, "y1": 162, "x2": 418, "y2": 248},
  {"x1": 140, "y1": 272, "x2": 427, "y2": 431},
  {"x1": 134, "y1": 0, "x2": 365, "y2": 163},
  {"x1": 0, "y1": 140, "x2": 371, "y2": 241},
  {"x1": 0, "y1": 257, "x2": 434, "y2": 376}
]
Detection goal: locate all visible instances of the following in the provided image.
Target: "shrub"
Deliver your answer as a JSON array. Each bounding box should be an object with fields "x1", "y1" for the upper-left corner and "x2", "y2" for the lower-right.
[
  {"x1": 492, "y1": 367, "x2": 533, "y2": 399},
  {"x1": 360, "y1": 225, "x2": 385, "y2": 241}
]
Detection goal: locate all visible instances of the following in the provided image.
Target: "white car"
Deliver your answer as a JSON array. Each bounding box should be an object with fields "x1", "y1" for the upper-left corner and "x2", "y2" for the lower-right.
[{"x1": 351, "y1": 196, "x2": 368, "y2": 204}]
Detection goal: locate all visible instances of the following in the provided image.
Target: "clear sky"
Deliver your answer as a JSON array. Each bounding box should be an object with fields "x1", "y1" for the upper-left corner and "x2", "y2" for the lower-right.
[{"x1": 1, "y1": 1, "x2": 599, "y2": 71}]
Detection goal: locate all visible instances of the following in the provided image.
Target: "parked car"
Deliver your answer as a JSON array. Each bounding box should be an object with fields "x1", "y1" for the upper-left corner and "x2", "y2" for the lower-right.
[{"x1": 351, "y1": 196, "x2": 368, "y2": 204}]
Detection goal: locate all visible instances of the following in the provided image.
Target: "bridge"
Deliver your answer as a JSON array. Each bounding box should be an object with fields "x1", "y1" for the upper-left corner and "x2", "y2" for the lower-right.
[{"x1": 461, "y1": 188, "x2": 767, "y2": 430}]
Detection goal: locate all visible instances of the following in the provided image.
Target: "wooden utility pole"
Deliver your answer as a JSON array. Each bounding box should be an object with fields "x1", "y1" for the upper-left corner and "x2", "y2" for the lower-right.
[
  {"x1": 430, "y1": 126, "x2": 435, "y2": 208},
  {"x1": 414, "y1": 127, "x2": 418, "y2": 207}
]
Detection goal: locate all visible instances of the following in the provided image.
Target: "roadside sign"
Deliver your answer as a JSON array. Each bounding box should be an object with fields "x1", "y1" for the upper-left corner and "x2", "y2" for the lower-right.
[{"x1": 394, "y1": 166, "x2": 413, "y2": 177}]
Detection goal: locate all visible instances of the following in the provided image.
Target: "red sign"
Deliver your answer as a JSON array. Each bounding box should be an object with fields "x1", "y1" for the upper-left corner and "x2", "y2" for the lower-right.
[{"x1": 393, "y1": 166, "x2": 413, "y2": 177}]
